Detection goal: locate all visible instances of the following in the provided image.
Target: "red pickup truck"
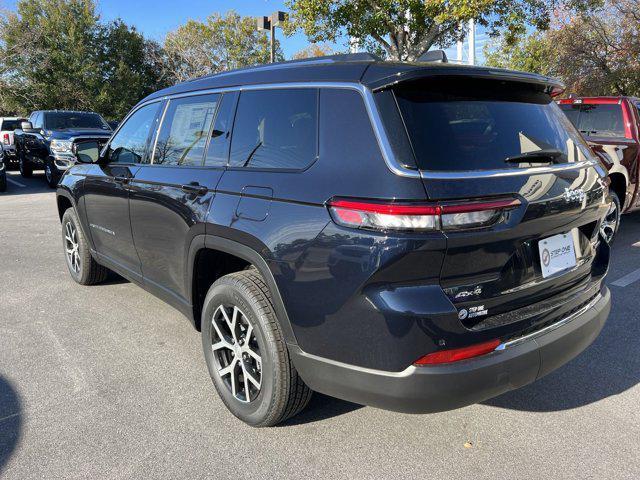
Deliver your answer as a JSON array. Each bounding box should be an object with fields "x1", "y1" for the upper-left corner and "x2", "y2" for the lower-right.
[{"x1": 558, "y1": 97, "x2": 640, "y2": 242}]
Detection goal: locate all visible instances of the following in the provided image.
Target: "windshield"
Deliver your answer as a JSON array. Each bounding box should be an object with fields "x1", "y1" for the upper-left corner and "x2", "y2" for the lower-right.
[
  {"x1": 558, "y1": 103, "x2": 625, "y2": 138},
  {"x1": 44, "y1": 112, "x2": 111, "y2": 131},
  {"x1": 393, "y1": 78, "x2": 591, "y2": 172},
  {"x1": 1, "y1": 119, "x2": 25, "y2": 131}
]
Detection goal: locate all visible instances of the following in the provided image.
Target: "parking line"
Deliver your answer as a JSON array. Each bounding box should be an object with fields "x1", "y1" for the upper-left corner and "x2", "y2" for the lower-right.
[
  {"x1": 7, "y1": 178, "x2": 26, "y2": 188},
  {"x1": 611, "y1": 268, "x2": 640, "y2": 287}
]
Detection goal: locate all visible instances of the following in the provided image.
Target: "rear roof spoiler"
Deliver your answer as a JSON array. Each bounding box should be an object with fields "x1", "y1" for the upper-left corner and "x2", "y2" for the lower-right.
[{"x1": 366, "y1": 66, "x2": 565, "y2": 96}]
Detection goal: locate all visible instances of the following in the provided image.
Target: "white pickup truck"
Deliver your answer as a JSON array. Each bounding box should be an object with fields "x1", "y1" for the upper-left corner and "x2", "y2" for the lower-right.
[{"x1": 1, "y1": 117, "x2": 27, "y2": 168}]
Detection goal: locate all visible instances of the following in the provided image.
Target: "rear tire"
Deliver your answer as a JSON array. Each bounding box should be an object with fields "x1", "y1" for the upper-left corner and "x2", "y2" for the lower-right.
[
  {"x1": 600, "y1": 191, "x2": 621, "y2": 244},
  {"x1": 201, "y1": 269, "x2": 312, "y2": 427},
  {"x1": 19, "y1": 151, "x2": 32, "y2": 178},
  {"x1": 61, "y1": 208, "x2": 108, "y2": 285}
]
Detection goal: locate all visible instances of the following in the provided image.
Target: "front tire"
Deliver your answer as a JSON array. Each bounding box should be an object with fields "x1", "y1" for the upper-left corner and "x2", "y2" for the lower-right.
[
  {"x1": 61, "y1": 208, "x2": 108, "y2": 285},
  {"x1": 19, "y1": 151, "x2": 33, "y2": 178},
  {"x1": 201, "y1": 269, "x2": 312, "y2": 427},
  {"x1": 45, "y1": 160, "x2": 60, "y2": 188}
]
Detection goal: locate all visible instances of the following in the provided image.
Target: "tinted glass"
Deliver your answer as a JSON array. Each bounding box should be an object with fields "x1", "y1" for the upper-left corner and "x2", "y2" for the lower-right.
[
  {"x1": 559, "y1": 103, "x2": 626, "y2": 137},
  {"x1": 32, "y1": 113, "x2": 43, "y2": 129},
  {"x1": 205, "y1": 92, "x2": 238, "y2": 167},
  {"x1": 44, "y1": 112, "x2": 110, "y2": 130},
  {"x1": 229, "y1": 89, "x2": 318, "y2": 169},
  {"x1": 0, "y1": 119, "x2": 24, "y2": 131},
  {"x1": 395, "y1": 79, "x2": 590, "y2": 171},
  {"x1": 153, "y1": 94, "x2": 219, "y2": 166},
  {"x1": 107, "y1": 102, "x2": 161, "y2": 164}
]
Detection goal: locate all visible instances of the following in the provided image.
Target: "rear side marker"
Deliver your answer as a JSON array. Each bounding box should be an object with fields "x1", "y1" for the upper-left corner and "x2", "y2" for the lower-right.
[{"x1": 413, "y1": 339, "x2": 501, "y2": 366}]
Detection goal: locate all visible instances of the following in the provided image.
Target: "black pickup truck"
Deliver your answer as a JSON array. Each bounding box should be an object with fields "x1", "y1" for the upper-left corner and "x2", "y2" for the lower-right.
[{"x1": 14, "y1": 110, "x2": 113, "y2": 187}]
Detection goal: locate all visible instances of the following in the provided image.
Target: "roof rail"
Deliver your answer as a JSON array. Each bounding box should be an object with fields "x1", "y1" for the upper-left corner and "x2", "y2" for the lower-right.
[{"x1": 192, "y1": 52, "x2": 383, "y2": 82}]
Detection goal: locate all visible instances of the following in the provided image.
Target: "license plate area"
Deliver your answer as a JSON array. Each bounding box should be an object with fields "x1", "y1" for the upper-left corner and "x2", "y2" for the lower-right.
[{"x1": 539, "y1": 232, "x2": 577, "y2": 278}]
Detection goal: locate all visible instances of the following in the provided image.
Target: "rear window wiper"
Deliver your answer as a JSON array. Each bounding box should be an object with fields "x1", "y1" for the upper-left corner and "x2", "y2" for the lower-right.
[{"x1": 504, "y1": 149, "x2": 564, "y2": 164}]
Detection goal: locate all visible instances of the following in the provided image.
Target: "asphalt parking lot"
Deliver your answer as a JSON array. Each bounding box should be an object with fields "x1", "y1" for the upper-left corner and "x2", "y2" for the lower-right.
[{"x1": 1, "y1": 170, "x2": 639, "y2": 480}]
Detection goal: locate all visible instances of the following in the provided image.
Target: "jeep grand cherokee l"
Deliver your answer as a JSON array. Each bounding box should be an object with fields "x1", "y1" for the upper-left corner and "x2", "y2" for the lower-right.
[{"x1": 56, "y1": 54, "x2": 612, "y2": 427}]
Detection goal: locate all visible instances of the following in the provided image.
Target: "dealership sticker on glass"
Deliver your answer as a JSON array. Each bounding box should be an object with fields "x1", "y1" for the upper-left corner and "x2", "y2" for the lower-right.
[{"x1": 539, "y1": 233, "x2": 577, "y2": 278}]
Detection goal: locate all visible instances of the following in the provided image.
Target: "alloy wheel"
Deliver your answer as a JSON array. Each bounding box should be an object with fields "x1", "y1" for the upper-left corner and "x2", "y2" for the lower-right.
[
  {"x1": 64, "y1": 221, "x2": 81, "y2": 274},
  {"x1": 210, "y1": 304, "x2": 262, "y2": 403},
  {"x1": 600, "y1": 200, "x2": 619, "y2": 243}
]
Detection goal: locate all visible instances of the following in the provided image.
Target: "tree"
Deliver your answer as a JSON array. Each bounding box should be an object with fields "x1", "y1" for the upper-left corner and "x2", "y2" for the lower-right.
[
  {"x1": 163, "y1": 11, "x2": 282, "y2": 83},
  {"x1": 485, "y1": 0, "x2": 640, "y2": 96},
  {"x1": 484, "y1": 32, "x2": 553, "y2": 76},
  {"x1": 95, "y1": 20, "x2": 170, "y2": 120},
  {"x1": 284, "y1": 0, "x2": 599, "y2": 61},
  {"x1": 291, "y1": 43, "x2": 337, "y2": 59},
  {"x1": 0, "y1": 0, "x2": 101, "y2": 114},
  {"x1": 0, "y1": 0, "x2": 170, "y2": 119}
]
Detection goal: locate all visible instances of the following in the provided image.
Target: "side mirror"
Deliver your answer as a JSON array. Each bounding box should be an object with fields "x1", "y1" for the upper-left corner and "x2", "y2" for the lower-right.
[
  {"x1": 73, "y1": 140, "x2": 101, "y2": 164},
  {"x1": 21, "y1": 121, "x2": 34, "y2": 131}
]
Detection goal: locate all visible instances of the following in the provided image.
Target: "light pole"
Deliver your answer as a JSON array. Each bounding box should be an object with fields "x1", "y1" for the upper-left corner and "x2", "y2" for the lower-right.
[{"x1": 257, "y1": 11, "x2": 287, "y2": 63}]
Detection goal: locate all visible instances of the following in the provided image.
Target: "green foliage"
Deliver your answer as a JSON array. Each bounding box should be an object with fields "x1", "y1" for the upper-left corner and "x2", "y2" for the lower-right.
[
  {"x1": 484, "y1": 32, "x2": 553, "y2": 75},
  {"x1": 285, "y1": 0, "x2": 599, "y2": 61},
  {"x1": 0, "y1": 0, "x2": 168, "y2": 119},
  {"x1": 163, "y1": 11, "x2": 282, "y2": 83},
  {"x1": 484, "y1": 0, "x2": 640, "y2": 97}
]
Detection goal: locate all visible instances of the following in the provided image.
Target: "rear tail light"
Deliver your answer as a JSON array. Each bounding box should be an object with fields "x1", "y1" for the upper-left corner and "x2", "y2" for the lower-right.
[
  {"x1": 328, "y1": 198, "x2": 520, "y2": 232},
  {"x1": 413, "y1": 339, "x2": 501, "y2": 365},
  {"x1": 2, "y1": 134, "x2": 8, "y2": 145}
]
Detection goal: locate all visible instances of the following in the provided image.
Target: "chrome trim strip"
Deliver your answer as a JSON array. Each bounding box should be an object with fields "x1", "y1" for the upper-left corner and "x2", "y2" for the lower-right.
[
  {"x1": 420, "y1": 160, "x2": 598, "y2": 180},
  {"x1": 495, "y1": 293, "x2": 602, "y2": 351},
  {"x1": 119, "y1": 81, "x2": 597, "y2": 180}
]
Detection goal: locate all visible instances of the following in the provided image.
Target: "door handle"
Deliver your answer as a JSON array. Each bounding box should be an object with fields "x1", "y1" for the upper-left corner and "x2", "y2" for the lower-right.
[
  {"x1": 181, "y1": 183, "x2": 208, "y2": 195},
  {"x1": 114, "y1": 176, "x2": 130, "y2": 185}
]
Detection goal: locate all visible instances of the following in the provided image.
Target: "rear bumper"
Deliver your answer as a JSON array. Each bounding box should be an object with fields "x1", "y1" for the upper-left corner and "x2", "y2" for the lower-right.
[{"x1": 290, "y1": 287, "x2": 610, "y2": 413}]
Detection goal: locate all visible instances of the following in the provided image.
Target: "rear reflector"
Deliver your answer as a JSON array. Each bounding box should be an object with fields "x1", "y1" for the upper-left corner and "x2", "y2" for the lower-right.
[
  {"x1": 413, "y1": 339, "x2": 501, "y2": 365},
  {"x1": 328, "y1": 198, "x2": 520, "y2": 232}
]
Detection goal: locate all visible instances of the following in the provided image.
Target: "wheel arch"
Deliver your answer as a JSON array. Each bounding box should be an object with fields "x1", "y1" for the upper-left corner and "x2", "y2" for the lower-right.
[
  {"x1": 608, "y1": 171, "x2": 628, "y2": 211},
  {"x1": 187, "y1": 234, "x2": 298, "y2": 346}
]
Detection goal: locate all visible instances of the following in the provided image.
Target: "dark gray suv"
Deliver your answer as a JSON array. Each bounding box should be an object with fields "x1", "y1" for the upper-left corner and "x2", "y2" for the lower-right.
[{"x1": 56, "y1": 54, "x2": 612, "y2": 426}]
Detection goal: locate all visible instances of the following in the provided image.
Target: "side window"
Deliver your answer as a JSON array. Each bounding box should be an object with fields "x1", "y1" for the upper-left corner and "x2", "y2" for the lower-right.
[
  {"x1": 32, "y1": 113, "x2": 42, "y2": 129},
  {"x1": 229, "y1": 89, "x2": 318, "y2": 169},
  {"x1": 153, "y1": 94, "x2": 219, "y2": 166},
  {"x1": 107, "y1": 102, "x2": 161, "y2": 164},
  {"x1": 205, "y1": 91, "x2": 238, "y2": 167}
]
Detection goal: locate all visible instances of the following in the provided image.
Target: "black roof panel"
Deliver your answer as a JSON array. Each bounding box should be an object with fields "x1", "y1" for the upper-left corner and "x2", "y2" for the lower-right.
[{"x1": 138, "y1": 55, "x2": 564, "y2": 106}]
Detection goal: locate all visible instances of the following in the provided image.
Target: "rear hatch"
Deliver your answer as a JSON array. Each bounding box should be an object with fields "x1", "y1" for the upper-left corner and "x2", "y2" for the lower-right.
[{"x1": 391, "y1": 76, "x2": 610, "y2": 330}]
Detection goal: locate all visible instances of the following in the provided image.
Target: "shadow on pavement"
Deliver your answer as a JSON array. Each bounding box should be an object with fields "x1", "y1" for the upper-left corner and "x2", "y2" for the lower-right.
[
  {"x1": 0, "y1": 171, "x2": 52, "y2": 197},
  {"x1": 279, "y1": 393, "x2": 362, "y2": 426},
  {"x1": 0, "y1": 376, "x2": 22, "y2": 474}
]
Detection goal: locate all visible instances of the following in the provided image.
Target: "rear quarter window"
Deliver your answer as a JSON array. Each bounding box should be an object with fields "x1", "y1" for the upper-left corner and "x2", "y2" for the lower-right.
[
  {"x1": 229, "y1": 89, "x2": 318, "y2": 170},
  {"x1": 394, "y1": 78, "x2": 591, "y2": 172}
]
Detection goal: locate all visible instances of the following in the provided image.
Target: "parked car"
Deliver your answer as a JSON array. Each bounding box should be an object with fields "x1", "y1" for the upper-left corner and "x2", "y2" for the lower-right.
[
  {"x1": 0, "y1": 116, "x2": 27, "y2": 168},
  {"x1": 0, "y1": 147, "x2": 6, "y2": 192},
  {"x1": 57, "y1": 54, "x2": 612, "y2": 427},
  {"x1": 14, "y1": 110, "x2": 113, "y2": 187},
  {"x1": 558, "y1": 96, "x2": 640, "y2": 242}
]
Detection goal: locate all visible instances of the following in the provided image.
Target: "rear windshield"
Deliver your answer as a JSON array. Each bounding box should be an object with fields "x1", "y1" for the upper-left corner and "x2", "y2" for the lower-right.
[
  {"x1": 394, "y1": 78, "x2": 589, "y2": 172},
  {"x1": 1, "y1": 119, "x2": 24, "y2": 131},
  {"x1": 558, "y1": 103, "x2": 625, "y2": 138},
  {"x1": 44, "y1": 112, "x2": 111, "y2": 131}
]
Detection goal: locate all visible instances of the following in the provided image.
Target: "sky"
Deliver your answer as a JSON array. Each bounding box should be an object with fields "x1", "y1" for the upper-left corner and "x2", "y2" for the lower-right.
[{"x1": 1, "y1": 0, "x2": 489, "y2": 62}]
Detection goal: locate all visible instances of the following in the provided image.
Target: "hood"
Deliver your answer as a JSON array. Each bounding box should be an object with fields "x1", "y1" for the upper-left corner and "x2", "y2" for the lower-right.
[{"x1": 48, "y1": 128, "x2": 113, "y2": 140}]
